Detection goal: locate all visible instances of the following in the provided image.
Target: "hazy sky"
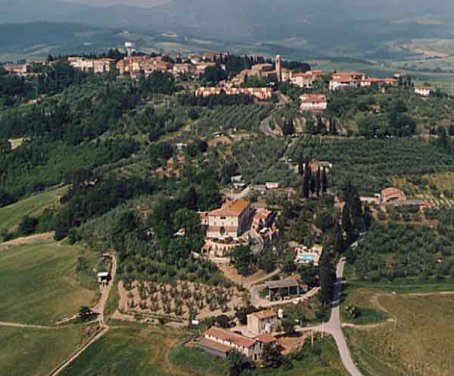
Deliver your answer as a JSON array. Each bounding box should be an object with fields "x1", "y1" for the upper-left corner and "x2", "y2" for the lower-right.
[{"x1": 59, "y1": 0, "x2": 168, "y2": 7}]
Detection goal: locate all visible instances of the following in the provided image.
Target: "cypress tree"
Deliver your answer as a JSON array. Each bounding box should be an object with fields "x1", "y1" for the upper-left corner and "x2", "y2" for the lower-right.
[
  {"x1": 315, "y1": 167, "x2": 321, "y2": 197},
  {"x1": 341, "y1": 205, "x2": 354, "y2": 244},
  {"x1": 302, "y1": 161, "x2": 312, "y2": 199},
  {"x1": 319, "y1": 251, "x2": 336, "y2": 306},
  {"x1": 321, "y1": 168, "x2": 328, "y2": 194}
]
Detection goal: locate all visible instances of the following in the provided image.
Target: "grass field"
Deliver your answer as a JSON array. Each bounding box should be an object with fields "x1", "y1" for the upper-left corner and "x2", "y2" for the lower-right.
[
  {"x1": 346, "y1": 291, "x2": 454, "y2": 376},
  {"x1": 0, "y1": 325, "x2": 92, "y2": 376},
  {"x1": 171, "y1": 335, "x2": 347, "y2": 376},
  {"x1": 61, "y1": 323, "x2": 185, "y2": 376},
  {"x1": 342, "y1": 287, "x2": 388, "y2": 325},
  {"x1": 0, "y1": 238, "x2": 97, "y2": 325},
  {"x1": 0, "y1": 186, "x2": 68, "y2": 240}
]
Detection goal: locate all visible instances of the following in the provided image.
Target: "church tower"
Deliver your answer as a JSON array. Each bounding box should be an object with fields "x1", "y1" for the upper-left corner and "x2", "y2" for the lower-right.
[{"x1": 275, "y1": 55, "x2": 282, "y2": 82}]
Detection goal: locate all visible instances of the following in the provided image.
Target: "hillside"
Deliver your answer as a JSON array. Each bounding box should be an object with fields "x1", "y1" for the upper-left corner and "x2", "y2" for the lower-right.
[{"x1": 1, "y1": 0, "x2": 454, "y2": 59}]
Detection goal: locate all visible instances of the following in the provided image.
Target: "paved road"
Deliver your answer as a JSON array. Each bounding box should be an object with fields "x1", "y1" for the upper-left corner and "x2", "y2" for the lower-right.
[
  {"x1": 325, "y1": 258, "x2": 362, "y2": 376},
  {"x1": 259, "y1": 91, "x2": 289, "y2": 137}
]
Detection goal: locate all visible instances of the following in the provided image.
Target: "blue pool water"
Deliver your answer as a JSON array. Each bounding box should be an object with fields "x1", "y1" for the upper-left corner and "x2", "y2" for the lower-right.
[{"x1": 298, "y1": 254, "x2": 316, "y2": 263}]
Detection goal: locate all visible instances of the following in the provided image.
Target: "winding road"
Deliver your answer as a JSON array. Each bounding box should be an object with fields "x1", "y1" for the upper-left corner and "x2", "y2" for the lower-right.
[
  {"x1": 324, "y1": 258, "x2": 362, "y2": 376},
  {"x1": 294, "y1": 258, "x2": 362, "y2": 376}
]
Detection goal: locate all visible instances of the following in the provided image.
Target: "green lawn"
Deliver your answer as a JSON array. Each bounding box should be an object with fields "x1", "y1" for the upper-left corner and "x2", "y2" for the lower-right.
[
  {"x1": 170, "y1": 335, "x2": 347, "y2": 376},
  {"x1": 0, "y1": 238, "x2": 97, "y2": 325},
  {"x1": 0, "y1": 186, "x2": 68, "y2": 240},
  {"x1": 170, "y1": 345, "x2": 229, "y2": 376},
  {"x1": 0, "y1": 325, "x2": 91, "y2": 376},
  {"x1": 60, "y1": 323, "x2": 185, "y2": 376}
]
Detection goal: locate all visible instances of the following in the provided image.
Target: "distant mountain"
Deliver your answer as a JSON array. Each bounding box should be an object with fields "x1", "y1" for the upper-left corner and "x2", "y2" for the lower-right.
[{"x1": 1, "y1": 0, "x2": 454, "y2": 59}]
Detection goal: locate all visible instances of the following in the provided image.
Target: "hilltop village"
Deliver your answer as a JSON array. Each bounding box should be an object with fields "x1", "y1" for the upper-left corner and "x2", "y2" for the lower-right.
[{"x1": 2, "y1": 40, "x2": 454, "y2": 376}]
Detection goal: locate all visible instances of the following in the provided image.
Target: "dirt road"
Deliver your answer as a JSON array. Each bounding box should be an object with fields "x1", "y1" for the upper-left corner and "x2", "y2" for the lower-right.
[{"x1": 49, "y1": 253, "x2": 117, "y2": 376}]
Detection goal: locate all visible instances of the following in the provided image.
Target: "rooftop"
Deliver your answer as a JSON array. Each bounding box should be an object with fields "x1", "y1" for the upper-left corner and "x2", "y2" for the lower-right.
[
  {"x1": 300, "y1": 94, "x2": 327, "y2": 103},
  {"x1": 256, "y1": 333, "x2": 277, "y2": 344},
  {"x1": 209, "y1": 200, "x2": 250, "y2": 218},
  {"x1": 199, "y1": 337, "x2": 232, "y2": 353},
  {"x1": 265, "y1": 278, "x2": 300, "y2": 289},
  {"x1": 205, "y1": 327, "x2": 256, "y2": 348}
]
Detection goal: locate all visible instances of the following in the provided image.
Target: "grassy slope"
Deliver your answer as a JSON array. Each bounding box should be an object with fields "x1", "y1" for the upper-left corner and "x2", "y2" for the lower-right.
[
  {"x1": 170, "y1": 336, "x2": 347, "y2": 376},
  {"x1": 60, "y1": 323, "x2": 185, "y2": 376},
  {"x1": 0, "y1": 325, "x2": 91, "y2": 376},
  {"x1": 0, "y1": 186, "x2": 68, "y2": 239},
  {"x1": 0, "y1": 238, "x2": 97, "y2": 325},
  {"x1": 346, "y1": 290, "x2": 454, "y2": 376}
]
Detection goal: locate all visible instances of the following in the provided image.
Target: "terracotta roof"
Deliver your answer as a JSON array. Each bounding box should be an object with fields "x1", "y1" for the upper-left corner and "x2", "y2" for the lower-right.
[
  {"x1": 252, "y1": 309, "x2": 277, "y2": 320},
  {"x1": 205, "y1": 327, "x2": 256, "y2": 348},
  {"x1": 253, "y1": 210, "x2": 272, "y2": 223},
  {"x1": 332, "y1": 72, "x2": 364, "y2": 81},
  {"x1": 381, "y1": 187, "x2": 406, "y2": 201},
  {"x1": 199, "y1": 337, "x2": 232, "y2": 353},
  {"x1": 209, "y1": 200, "x2": 250, "y2": 217},
  {"x1": 256, "y1": 333, "x2": 277, "y2": 344},
  {"x1": 300, "y1": 94, "x2": 327, "y2": 103}
]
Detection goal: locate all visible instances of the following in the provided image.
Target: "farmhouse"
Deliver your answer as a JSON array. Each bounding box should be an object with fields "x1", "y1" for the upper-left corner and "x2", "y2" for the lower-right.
[
  {"x1": 116, "y1": 56, "x2": 174, "y2": 78},
  {"x1": 200, "y1": 327, "x2": 277, "y2": 361},
  {"x1": 380, "y1": 187, "x2": 407, "y2": 204},
  {"x1": 378, "y1": 187, "x2": 430, "y2": 212},
  {"x1": 195, "y1": 87, "x2": 273, "y2": 101},
  {"x1": 206, "y1": 200, "x2": 252, "y2": 240},
  {"x1": 2, "y1": 63, "x2": 30, "y2": 75},
  {"x1": 283, "y1": 70, "x2": 324, "y2": 88},
  {"x1": 68, "y1": 57, "x2": 115, "y2": 73},
  {"x1": 329, "y1": 72, "x2": 366, "y2": 91},
  {"x1": 299, "y1": 94, "x2": 328, "y2": 112},
  {"x1": 415, "y1": 86, "x2": 434, "y2": 97},
  {"x1": 247, "y1": 309, "x2": 280, "y2": 335},
  {"x1": 360, "y1": 77, "x2": 398, "y2": 87},
  {"x1": 265, "y1": 278, "x2": 305, "y2": 300}
]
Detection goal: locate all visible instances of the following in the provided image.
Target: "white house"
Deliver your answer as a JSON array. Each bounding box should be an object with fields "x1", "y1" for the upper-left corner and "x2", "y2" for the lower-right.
[
  {"x1": 300, "y1": 94, "x2": 328, "y2": 112},
  {"x1": 415, "y1": 86, "x2": 434, "y2": 97}
]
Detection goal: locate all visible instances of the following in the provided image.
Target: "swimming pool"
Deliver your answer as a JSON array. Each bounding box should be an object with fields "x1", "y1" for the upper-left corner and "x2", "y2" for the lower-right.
[{"x1": 297, "y1": 253, "x2": 316, "y2": 263}]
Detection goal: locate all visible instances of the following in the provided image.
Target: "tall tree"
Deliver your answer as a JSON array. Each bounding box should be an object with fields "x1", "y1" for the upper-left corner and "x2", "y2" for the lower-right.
[
  {"x1": 185, "y1": 186, "x2": 198, "y2": 210},
  {"x1": 341, "y1": 205, "x2": 354, "y2": 244},
  {"x1": 319, "y1": 251, "x2": 336, "y2": 306},
  {"x1": 321, "y1": 168, "x2": 328, "y2": 194},
  {"x1": 302, "y1": 160, "x2": 312, "y2": 199},
  {"x1": 315, "y1": 167, "x2": 321, "y2": 197}
]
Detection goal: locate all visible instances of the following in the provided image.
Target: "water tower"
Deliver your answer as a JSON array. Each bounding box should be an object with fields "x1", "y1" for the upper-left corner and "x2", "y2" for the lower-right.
[{"x1": 125, "y1": 42, "x2": 135, "y2": 57}]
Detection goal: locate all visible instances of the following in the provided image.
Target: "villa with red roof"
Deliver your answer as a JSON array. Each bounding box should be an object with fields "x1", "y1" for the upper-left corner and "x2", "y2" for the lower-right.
[{"x1": 206, "y1": 200, "x2": 252, "y2": 240}]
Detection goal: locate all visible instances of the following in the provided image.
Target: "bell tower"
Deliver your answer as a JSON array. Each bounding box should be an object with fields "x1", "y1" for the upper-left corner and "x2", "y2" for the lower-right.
[{"x1": 275, "y1": 55, "x2": 282, "y2": 82}]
